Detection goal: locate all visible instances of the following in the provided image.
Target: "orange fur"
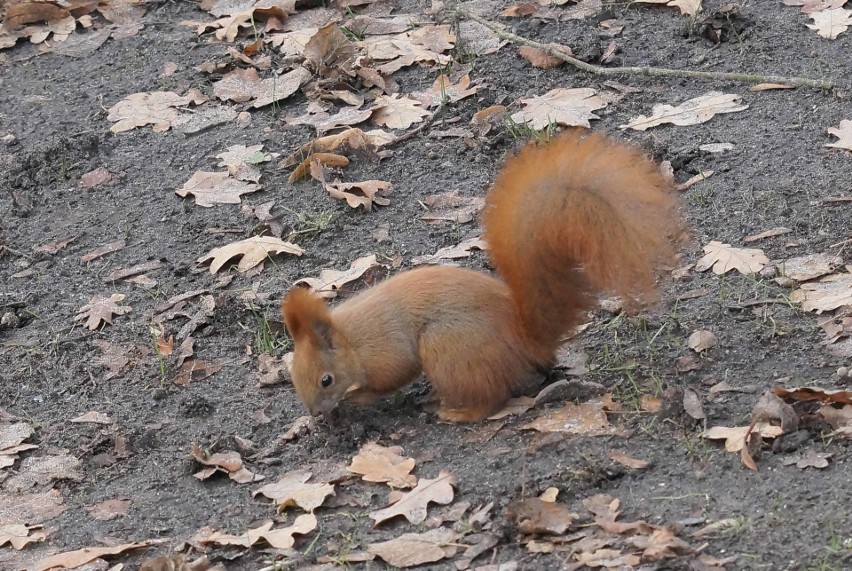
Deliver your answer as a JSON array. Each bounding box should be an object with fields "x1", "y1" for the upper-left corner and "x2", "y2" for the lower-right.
[{"x1": 282, "y1": 130, "x2": 683, "y2": 422}]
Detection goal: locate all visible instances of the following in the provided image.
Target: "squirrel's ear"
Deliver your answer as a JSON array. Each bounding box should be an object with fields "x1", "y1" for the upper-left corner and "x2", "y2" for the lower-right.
[{"x1": 282, "y1": 288, "x2": 334, "y2": 348}]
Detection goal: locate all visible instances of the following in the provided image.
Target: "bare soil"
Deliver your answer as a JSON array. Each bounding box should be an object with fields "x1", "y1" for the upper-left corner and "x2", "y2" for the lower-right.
[{"x1": 1, "y1": 0, "x2": 851, "y2": 570}]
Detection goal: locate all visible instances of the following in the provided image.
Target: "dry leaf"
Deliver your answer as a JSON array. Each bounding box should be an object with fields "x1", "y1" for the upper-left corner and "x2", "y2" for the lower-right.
[
  {"x1": 675, "y1": 170, "x2": 714, "y2": 191},
  {"x1": 411, "y1": 237, "x2": 487, "y2": 266},
  {"x1": 520, "y1": 396, "x2": 621, "y2": 436},
  {"x1": 33, "y1": 235, "x2": 75, "y2": 254},
  {"x1": 175, "y1": 171, "x2": 260, "y2": 207},
  {"x1": 619, "y1": 92, "x2": 748, "y2": 131},
  {"x1": 772, "y1": 386, "x2": 852, "y2": 405},
  {"x1": 419, "y1": 191, "x2": 485, "y2": 224},
  {"x1": 682, "y1": 389, "x2": 706, "y2": 420},
  {"x1": 517, "y1": 45, "x2": 566, "y2": 68},
  {"x1": 107, "y1": 91, "x2": 203, "y2": 133},
  {"x1": 294, "y1": 254, "x2": 383, "y2": 298},
  {"x1": 216, "y1": 143, "x2": 278, "y2": 183},
  {"x1": 70, "y1": 411, "x2": 113, "y2": 425},
  {"x1": 79, "y1": 167, "x2": 117, "y2": 188},
  {"x1": 634, "y1": 0, "x2": 701, "y2": 15},
  {"x1": 687, "y1": 330, "x2": 717, "y2": 352},
  {"x1": 0, "y1": 523, "x2": 45, "y2": 549},
  {"x1": 370, "y1": 471, "x2": 456, "y2": 525},
  {"x1": 75, "y1": 293, "x2": 132, "y2": 330},
  {"x1": 174, "y1": 359, "x2": 223, "y2": 385},
  {"x1": 826, "y1": 119, "x2": 852, "y2": 151},
  {"x1": 32, "y1": 540, "x2": 161, "y2": 571},
  {"x1": 806, "y1": 8, "x2": 852, "y2": 38},
  {"x1": 695, "y1": 241, "x2": 769, "y2": 275},
  {"x1": 191, "y1": 444, "x2": 264, "y2": 484},
  {"x1": 286, "y1": 106, "x2": 373, "y2": 134},
  {"x1": 289, "y1": 152, "x2": 350, "y2": 183},
  {"x1": 371, "y1": 94, "x2": 430, "y2": 129},
  {"x1": 609, "y1": 451, "x2": 650, "y2": 469},
  {"x1": 751, "y1": 390, "x2": 799, "y2": 433},
  {"x1": 191, "y1": 514, "x2": 316, "y2": 549},
  {"x1": 281, "y1": 128, "x2": 381, "y2": 167},
  {"x1": 791, "y1": 273, "x2": 852, "y2": 313},
  {"x1": 252, "y1": 469, "x2": 335, "y2": 511},
  {"x1": 197, "y1": 236, "x2": 304, "y2": 273},
  {"x1": 81, "y1": 239, "x2": 126, "y2": 263},
  {"x1": 486, "y1": 396, "x2": 535, "y2": 420},
  {"x1": 507, "y1": 497, "x2": 577, "y2": 534},
  {"x1": 324, "y1": 179, "x2": 391, "y2": 211},
  {"x1": 257, "y1": 353, "x2": 292, "y2": 386},
  {"x1": 511, "y1": 88, "x2": 607, "y2": 130},
  {"x1": 743, "y1": 227, "x2": 792, "y2": 243},
  {"x1": 780, "y1": 253, "x2": 842, "y2": 282},
  {"x1": 789, "y1": 449, "x2": 832, "y2": 469},
  {"x1": 87, "y1": 499, "x2": 131, "y2": 521},
  {"x1": 213, "y1": 66, "x2": 310, "y2": 108},
  {"x1": 703, "y1": 422, "x2": 784, "y2": 452},
  {"x1": 411, "y1": 73, "x2": 480, "y2": 107},
  {"x1": 368, "y1": 527, "x2": 460, "y2": 568},
  {"x1": 347, "y1": 442, "x2": 417, "y2": 488}
]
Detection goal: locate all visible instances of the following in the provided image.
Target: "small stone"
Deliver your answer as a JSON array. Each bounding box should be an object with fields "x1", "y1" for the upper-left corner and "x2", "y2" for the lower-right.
[
  {"x1": 2, "y1": 133, "x2": 16, "y2": 146},
  {"x1": 1, "y1": 312, "x2": 19, "y2": 329},
  {"x1": 838, "y1": 366, "x2": 849, "y2": 379}
]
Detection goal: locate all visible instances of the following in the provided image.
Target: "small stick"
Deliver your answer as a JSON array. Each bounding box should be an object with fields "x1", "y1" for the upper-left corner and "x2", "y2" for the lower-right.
[{"x1": 456, "y1": 10, "x2": 836, "y2": 92}]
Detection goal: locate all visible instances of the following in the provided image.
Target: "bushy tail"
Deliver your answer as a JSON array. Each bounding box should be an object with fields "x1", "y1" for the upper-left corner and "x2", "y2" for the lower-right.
[{"x1": 483, "y1": 130, "x2": 682, "y2": 360}]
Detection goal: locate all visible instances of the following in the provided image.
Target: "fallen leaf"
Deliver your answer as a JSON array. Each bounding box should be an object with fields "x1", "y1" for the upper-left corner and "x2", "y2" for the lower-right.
[
  {"x1": 620, "y1": 92, "x2": 748, "y2": 131},
  {"x1": 371, "y1": 94, "x2": 430, "y2": 129},
  {"x1": 790, "y1": 449, "x2": 832, "y2": 469},
  {"x1": 507, "y1": 497, "x2": 577, "y2": 534},
  {"x1": 419, "y1": 191, "x2": 485, "y2": 224},
  {"x1": 486, "y1": 396, "x2": 536, "y2": 420},
  {"x1": 518, "y1": 45, "x2": 567, "y2": 68},
  {"x1": 191, "y1": 514, "x2": 316, "y2": 549},
  {"x1": 411, "y1": 237, "x2": 487, "y2": 265},
  {"x1": 197, "y1": 236, "x2": 304, "y2": 274},
  {"x1": 75, "y1": 293, "x2": 132, "y2": 330},
  {"x1": 520, "y1": 396, "x2": 622, "y2": 436},
  {"x1": 826, "y1": 119, "x2": 852, "y2": 151},
  {"x1": 687, "y1": 330, "x2": 717, "y2": 352},
  {"x1": 286, "y1": 106, "x2": 373, "y2": 135},
  {"x1": 609, "y1": 451, "x2": 650, "y2": 469},
  {"x1": 370, "y1": 471, "x2": 456, "y2": 525},
  {"x1": 87, "y1": 499, "x2": 131, "y2": 521},
  {"x1": 257, "y1": 353, "x2": 292, "y2": 386},
  {"x1": 278, "y1": 415, "x2": 314, "y2": 441},
  {"x1": 79, "y1": 167, "x2": 118, "y2": 188},
  {"x1": 695, "y1": 241, "x2": 769, "y2": 275},
  {"x1": 411, "y1": 73, "x2": 480, "y2": 107},
  {"x1": 70, "y1": 411, "x2": 113, "y2": 425},
  {"x1": 81, "y1": 239, "x2": 126, "y2": 263},
  {"x1": 347, "y1": 442, "x2": 417, "y2": 488},
  {"x1": 174, "y1": 359, "x2": 223, "y2": 385},
  {"x1": 216, "y1": 143, "x2": 278, "y2": 182},
  {"x1": 634, "y1": 0, "x2": 701, "y2": 15},
  {"x1": 511, "y1": 88, "x2": 607, "y2": 130},
  {"x1": 682, "y1": 389, "x2": 706, "y2": 420},
  {"x1": 288, "y1": 152, "x2": 350, "y2": 183},
  {"x1": 107, "y1": 91, "x2": 204, "y2": 133},
  {"x1": 703, "y1": 422, "x2": 783, "y2": 452},
  {"x1": 368, "y1": 527, "x2": 460, "y2": 568},
  {"x1": 0, "y1": 523, "x2": 45, "y2": 550},
  {"x1": 324, "y1": 179, "x2": 391, "y2": 211},
  {"x1": 252, "y1": 469, "x2": 335, "y2": 511},
  {"x1": 213, "y1": 66, "x2": 311, "y2": 108},
  {"x1": 175, "y1": 170, "x2": 260, "y2": 207},
  {"x1": 675, "y1": 170, "x2": 714, "y2": 191},
  {"x1": 191, "y1": 444, "x2": 263, "y2": 484},
  {"x1": 772, "y1": 386, "x2": 852, "y2": 405},
  {"x1": 791, "y1": 273, "x2": 852, "y2": 312},
  {"x1": 294, "y1": 254, "x2": 383, "y2": 298},
  {"x1": 743, "y1": 227, "x2": 792, "y2": 243},
  {"x1": 806, "y1": 7, "x2": 852, "y2": 38},
  {"x1": 780, "y1": 253, "x2": 842, "y2": 281}
]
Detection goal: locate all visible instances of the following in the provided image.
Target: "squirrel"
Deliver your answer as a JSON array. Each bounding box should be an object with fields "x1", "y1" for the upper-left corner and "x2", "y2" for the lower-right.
[{"x1": 281, "y1": 130, "x2": 683, "y2": 423}]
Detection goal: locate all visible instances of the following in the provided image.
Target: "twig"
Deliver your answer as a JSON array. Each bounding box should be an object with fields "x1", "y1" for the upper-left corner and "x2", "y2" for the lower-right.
[
  {"x1": 387, "y1": 102, "x2": 448, "y2": 147},
  {"x1": 456, "y1": 10, "x2": 836, "y2": 92}
]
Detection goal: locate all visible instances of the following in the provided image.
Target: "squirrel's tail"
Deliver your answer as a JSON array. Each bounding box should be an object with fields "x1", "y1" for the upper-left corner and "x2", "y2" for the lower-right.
[{"x1": 483, "y1": 130, "x2": 682, "y2": 361}]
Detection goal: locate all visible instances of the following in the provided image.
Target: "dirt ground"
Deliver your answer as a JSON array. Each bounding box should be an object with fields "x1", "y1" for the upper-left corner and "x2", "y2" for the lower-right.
[{"x1": 1, "y1": 0, "x2": 851, "y2": 569}]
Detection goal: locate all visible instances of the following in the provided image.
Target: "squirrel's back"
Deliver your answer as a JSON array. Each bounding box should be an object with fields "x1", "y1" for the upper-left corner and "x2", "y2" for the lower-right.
[{"x1": 484, "y1": 130, "x2": 681, "y2": 360}]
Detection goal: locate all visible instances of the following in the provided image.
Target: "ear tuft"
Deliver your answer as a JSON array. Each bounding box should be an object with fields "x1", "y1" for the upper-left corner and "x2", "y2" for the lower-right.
[{"x1": 281, "y1": 287, "x2": 334, "y2": 347}]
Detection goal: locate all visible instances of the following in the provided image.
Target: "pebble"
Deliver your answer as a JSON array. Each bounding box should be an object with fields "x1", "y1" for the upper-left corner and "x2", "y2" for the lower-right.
[{"x1": 837, "y1": 366, "x2": 849, "y2": 379}]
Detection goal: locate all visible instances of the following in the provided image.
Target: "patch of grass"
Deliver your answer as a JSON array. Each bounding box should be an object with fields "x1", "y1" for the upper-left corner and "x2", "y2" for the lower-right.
[
  {"x1": 806, "y1": 525, "x2": 852, "y2": 571},
  {"x1": 251, "y1": 308, "x2": 289, "y2": 355},
  {"x1": 151, "y1": 329, "x2": 169, "y2": 386},
  {"x1": 284, "y1": 208, "x2": 336, "y2": 241},
  {"x1": 687, "y1": 184, "x2": 716, "y2": 207},
  {"x1": 502, "y1": 113, "x2": 557, "y2": 142}
]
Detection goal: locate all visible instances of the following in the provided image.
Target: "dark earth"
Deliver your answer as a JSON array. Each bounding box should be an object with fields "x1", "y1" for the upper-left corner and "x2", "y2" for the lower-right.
[{"x1": 1, "y1": 0, "x2": 851, "y2": 569}]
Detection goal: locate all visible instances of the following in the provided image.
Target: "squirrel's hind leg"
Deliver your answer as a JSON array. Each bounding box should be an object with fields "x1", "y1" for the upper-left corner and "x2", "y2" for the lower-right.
[{"x1": 437, "y1": 403, "x2": 496, "y2": 423}]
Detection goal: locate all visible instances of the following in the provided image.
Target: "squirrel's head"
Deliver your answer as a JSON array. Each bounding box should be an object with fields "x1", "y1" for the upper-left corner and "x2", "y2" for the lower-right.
[{"x1": 281, "y1": 288, "x2": 363, "y2": 416}]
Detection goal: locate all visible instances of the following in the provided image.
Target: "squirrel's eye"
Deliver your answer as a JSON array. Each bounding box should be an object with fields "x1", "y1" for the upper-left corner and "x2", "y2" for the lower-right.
[{"x1": 320, "y1": 373, "x2": 333, "y2": 388}]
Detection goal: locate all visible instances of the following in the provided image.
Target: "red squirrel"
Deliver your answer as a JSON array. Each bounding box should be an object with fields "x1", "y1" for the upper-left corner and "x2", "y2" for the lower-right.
[{"x1": 282, "y1": 130, "x2": 683, "y2": 422}]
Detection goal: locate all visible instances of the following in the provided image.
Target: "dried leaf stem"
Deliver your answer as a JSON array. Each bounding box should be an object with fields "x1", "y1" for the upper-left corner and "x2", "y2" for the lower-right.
[{"x1": 456, "y1": 10, "x2": 835, "y2": 92}]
